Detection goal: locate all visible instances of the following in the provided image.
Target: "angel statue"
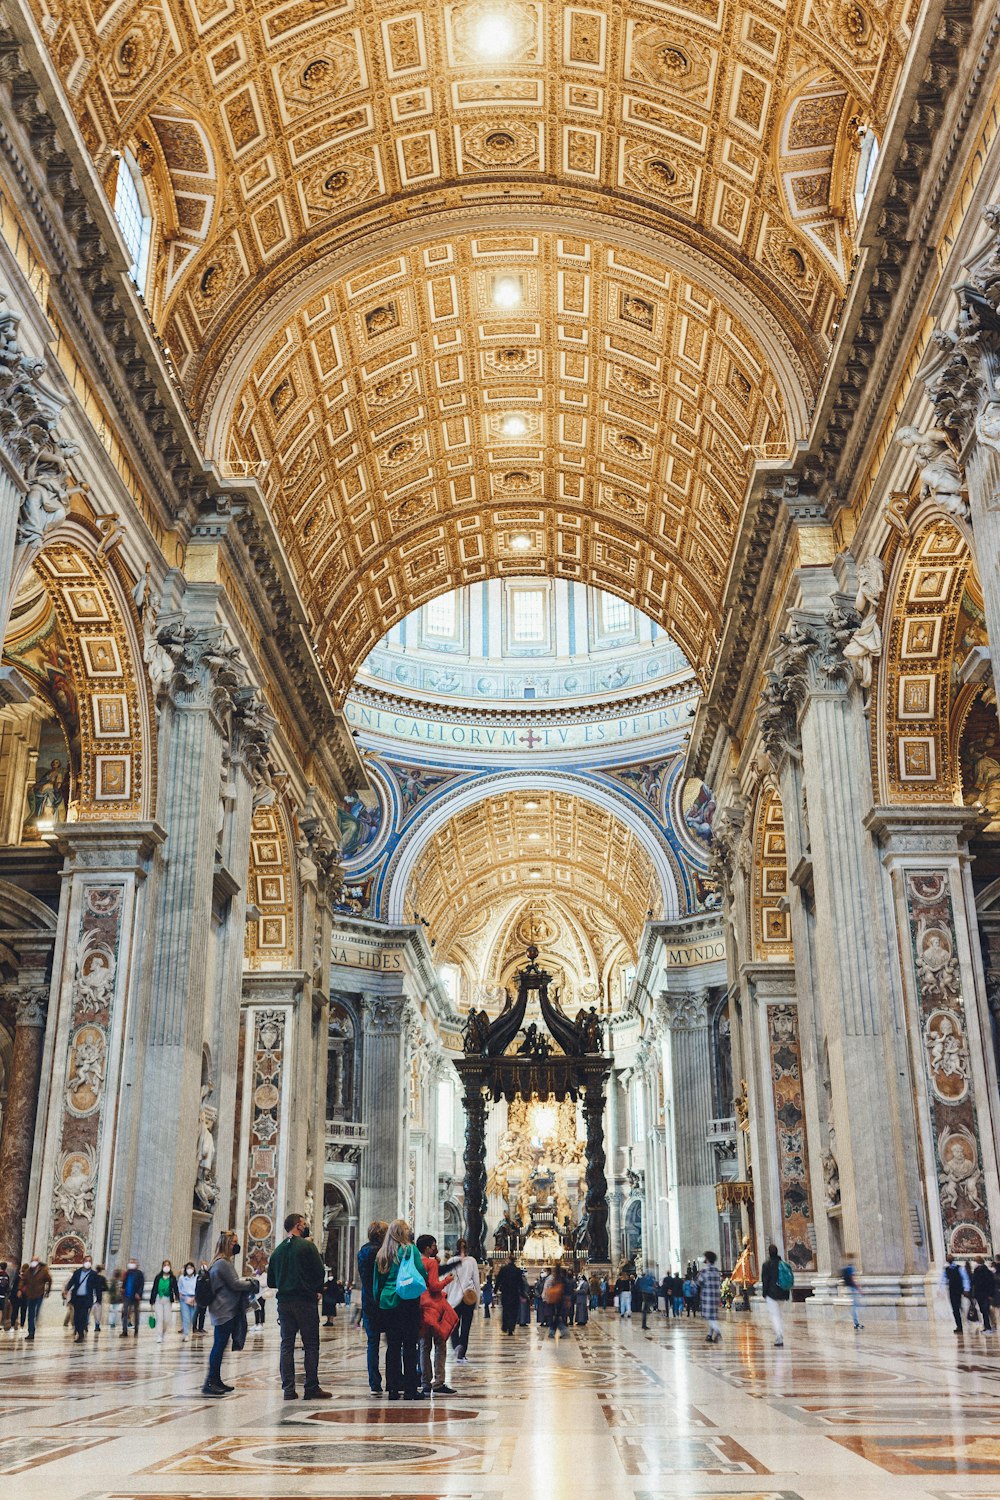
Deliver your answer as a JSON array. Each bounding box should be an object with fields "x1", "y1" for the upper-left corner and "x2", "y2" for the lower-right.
[
  {"x1": 896, "y1": 425, "x2": 967, "y2": 519},
  {"x1": 843, "y1": 556, "x2": 885, "y2": 693}
]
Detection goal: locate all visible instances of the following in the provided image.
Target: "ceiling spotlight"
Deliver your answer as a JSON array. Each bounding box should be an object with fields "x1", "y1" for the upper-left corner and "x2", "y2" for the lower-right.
[
  {"x1": 492, "y1": 274, "x2": 522, "y2": 310},
  {"x1": 501, "y1": 413, "x2": 528, "y2": 437},
  {"x1": 474, "y1": 12, "x2": 517, "y2": 58},
  {"x1": 527, "y1": 832, "x2": 542, "y2": 840},
  {"x1": 510, "y1": 533, "x2": 531, "y2": 551},
  {"x1": 528, "y1": 869, "x2": 542, "y2": 879},
  {"x1": 524, "y1": 799, "x2": 539, "y2": 809}
]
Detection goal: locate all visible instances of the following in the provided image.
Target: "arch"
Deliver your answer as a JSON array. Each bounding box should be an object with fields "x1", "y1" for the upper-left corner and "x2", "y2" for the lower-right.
[
  {"x1": 245, "y1": 798, "x2": 298, "y2": 970},
  {"x1": 874, "y1": 516, "x2": 977, "y2": 805},
  {"x1": 4, "y1": 521, "x2": 155, "y2": 823},
  {"x1": 384, "y1": 770, "x2": 681, "y2": 924},
  {"x1": 750, "y1": 785, "x2": 793, "y2": 962}
]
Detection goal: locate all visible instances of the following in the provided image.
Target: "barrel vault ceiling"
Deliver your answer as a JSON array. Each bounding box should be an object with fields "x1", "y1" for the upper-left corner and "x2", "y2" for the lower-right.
[{"x1": 34, "y1": 0, "x2": 912, "y2": 694}]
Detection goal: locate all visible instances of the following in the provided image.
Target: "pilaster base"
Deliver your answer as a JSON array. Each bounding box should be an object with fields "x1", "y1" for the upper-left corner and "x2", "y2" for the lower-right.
[{"x1": 803, "y1": 1273, "x2": 932, "y2": 1322}]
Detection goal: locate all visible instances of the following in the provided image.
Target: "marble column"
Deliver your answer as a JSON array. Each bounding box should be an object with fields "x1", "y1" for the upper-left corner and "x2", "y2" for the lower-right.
[
  {"x1": 867, "y1": 808, "x2": 1000, "y2": 1262},
  {"x1": 657, "y1": 990, "x2": 719, "y2": 1267},
  {"x1": 758, "y1": 584, "x2": 919, "y2": 1288},
  {"x1": 358, "y1": 992, "x2": 409, "y2": 1226},
  {"x1": 583, "y1": 1078, "x2": 610, "y2": 1262},
  {"x1": 0, "y1": 985, "x2": 48, "y2": 1264}
]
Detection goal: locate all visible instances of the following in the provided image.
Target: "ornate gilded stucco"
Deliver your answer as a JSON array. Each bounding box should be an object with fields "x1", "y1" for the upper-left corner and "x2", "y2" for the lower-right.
[
  {"x1": 29, "y1": 0, "x2": 912, "y2": 693},
  {"x1": 750, "y1": 784, "x2": 793, "y2": 961},
  {"x1": 244, "y1": 802, "x2": 297, "y2": 969}
]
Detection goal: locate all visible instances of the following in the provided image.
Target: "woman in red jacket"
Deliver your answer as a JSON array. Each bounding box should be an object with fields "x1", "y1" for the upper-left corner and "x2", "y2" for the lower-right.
[{"x1": 415, "y1": 1234, "x2": 457, "y2": 1395}]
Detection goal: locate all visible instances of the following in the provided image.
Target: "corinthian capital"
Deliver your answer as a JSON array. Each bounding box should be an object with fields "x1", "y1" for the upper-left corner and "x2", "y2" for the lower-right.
[
  {"x1": 361, "y1": 992, "x2": 406, "y2": 1035},
  {"x1": 656, "y1": 989, "x2": 709, "y2": 1030},
  {"x1": 14, "y1": 986, "x2": 49, "y2": 1028},
  {"x1": 0, "y1": 301, "x2": 79, "y2": 551},
  {"x1": 758, "y1": 604, "x2": 859, "y2": 766}
]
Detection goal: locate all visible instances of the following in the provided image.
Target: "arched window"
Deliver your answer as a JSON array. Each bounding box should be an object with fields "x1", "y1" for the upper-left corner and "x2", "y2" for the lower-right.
[
  {"x1": 854, "y1": 129, "x2": 880, "y2": 218},
  {"x1": 113, "y1": 151, "x2": 152, "y2": 292}
]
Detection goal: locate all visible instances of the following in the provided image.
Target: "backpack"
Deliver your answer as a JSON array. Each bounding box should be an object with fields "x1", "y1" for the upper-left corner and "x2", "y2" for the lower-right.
[
  {"x1": 194, "y1": 1268, "x2": 214, "y2": 1310},
  {"x1": 394, "y1": 1245, "x2": 427, "y2": 1302},
  {"x1": 776, "y1": 1259, "x2": 794, "y2": 1292},
  {"x1": 0, "y1": 1271, "x2": 9, "y2": 1299}
]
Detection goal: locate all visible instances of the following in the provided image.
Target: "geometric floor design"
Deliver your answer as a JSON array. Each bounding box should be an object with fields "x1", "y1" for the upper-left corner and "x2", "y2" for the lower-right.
[{"x1": 3, "y1": 1299, "x2": 1000, "y2": 1497}]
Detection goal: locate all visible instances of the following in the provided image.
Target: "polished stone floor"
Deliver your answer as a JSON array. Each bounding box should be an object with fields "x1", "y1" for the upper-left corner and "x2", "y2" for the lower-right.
[{"x1": 1, "y1": 1299, "x2": 1000, "y2": 1498}]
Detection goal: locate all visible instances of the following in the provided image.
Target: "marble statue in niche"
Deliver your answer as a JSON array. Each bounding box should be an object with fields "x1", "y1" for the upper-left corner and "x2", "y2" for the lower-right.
[
  {"x1": 938, "y1": 1126, "x2": 983, "y2": 1211},
  {"x1": 194, "y1": 1099, "x2": 219, "y2": 1212},
  {"x1": 72, "y1": 931, "x2": 116, "y2": 1016},
  {"x1": 53, "y1": 1147, "x2": 96, "y2": 1225},
  {"x1": 65, "y1": 1025, "x2": 106, "y2": 1115},
  {"x1": 896, "y1": 425, "x2": 968, "y2": 518},
  {"x1": 916, "y1": 925, "x2": 961, "y2": 1000},
  {"x1": 925, "y1": 1010, "x2": 971, "y2": 1102}
]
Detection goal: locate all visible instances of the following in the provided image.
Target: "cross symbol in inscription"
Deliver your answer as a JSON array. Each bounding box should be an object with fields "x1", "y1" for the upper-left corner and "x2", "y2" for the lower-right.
[{"x1": 520, "y1": 728, "x2": 542, "y2": 749}]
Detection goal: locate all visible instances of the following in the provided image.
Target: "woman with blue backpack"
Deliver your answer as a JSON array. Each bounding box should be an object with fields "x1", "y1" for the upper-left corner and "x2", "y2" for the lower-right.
[
  {"x1": 760, "y1": 1243, "x2": 794, "y2": 1346},
  {"x1": 373, "y1": 1220, "x2": 427, "y2": 1401}
]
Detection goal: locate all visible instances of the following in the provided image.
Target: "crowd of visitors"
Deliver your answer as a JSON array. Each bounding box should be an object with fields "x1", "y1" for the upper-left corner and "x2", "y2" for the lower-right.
[{"x1": 6, "y1": 1227, "x2": 999, "y2": 1388}]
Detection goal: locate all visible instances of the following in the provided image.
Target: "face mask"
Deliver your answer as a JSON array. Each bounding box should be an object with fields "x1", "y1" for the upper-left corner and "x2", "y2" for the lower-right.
[
  {"x1": 83, "y1": 1260, "x2": 92, "y2": 1268},
  {"x1": 128, "y1": 1262, "x2": 136, "y2": 1269},
  {"x1": 301, "y1": 1225, "x2": 310, "y2": 1239},
  {"x1": 232, "y1": 1242, "x2": 241, "y2": 1257},
  {"x1": 30, "y1": 1260, "x2": 38, "y2": 1267},
  {"x1": 162, "y1": 1265, "x2": 170, "y2": 1273}
]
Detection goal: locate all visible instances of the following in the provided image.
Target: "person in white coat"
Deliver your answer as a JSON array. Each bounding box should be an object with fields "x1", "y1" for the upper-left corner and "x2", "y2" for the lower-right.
[{"x1": 442, "y1": 1239, "x2": 480, "y2": 1364}]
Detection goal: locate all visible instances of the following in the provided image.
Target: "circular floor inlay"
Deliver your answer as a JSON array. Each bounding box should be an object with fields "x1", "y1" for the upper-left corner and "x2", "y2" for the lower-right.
[
  {"x1": 249, "y1": 1441, "x2": 437, "y2": 1466},
  {"x1": 305, "y1": 1406, "x2": 480, "y2": 1423}
]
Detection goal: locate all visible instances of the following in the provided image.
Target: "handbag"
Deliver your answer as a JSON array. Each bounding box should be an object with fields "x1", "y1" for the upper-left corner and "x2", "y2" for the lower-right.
[
  {"x1": 395, "y1": 1246, "x2": 427, "y2": 1301},
  {"x1": 148, "y1": 1313, "x2": 156, "y2": 1329},
  {"x1": 461, "y1": 1285, "x2": 478, "y2": 1307}
]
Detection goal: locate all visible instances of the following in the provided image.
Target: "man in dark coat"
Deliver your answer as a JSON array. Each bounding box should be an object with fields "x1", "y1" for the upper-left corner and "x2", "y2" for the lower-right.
[{"x1": 496, "y1": 1253, "x2": 523, "y2": 1336}]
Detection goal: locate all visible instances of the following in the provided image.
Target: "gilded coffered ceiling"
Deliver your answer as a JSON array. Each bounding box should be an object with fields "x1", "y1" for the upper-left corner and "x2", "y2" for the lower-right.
[
  {"x1": 404, "y1": 788, "x2": 659, "y2": 971},
  {"x1": 33, "y1": 0, "x2": 913, "y2": 687}
]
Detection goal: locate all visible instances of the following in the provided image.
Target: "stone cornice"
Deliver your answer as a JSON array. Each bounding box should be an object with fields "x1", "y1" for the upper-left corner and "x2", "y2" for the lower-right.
[{"x1": 347, "y1": 677, "x2": 699, "y2": 730}]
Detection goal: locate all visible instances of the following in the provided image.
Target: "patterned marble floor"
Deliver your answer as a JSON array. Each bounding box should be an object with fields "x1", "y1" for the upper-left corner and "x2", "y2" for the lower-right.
[{"x1": 2, "y1": 1300, "x2": 1000, "y2": 1499}]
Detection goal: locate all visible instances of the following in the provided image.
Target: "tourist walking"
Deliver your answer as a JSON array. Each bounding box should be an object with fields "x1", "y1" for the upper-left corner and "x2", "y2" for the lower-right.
[
  {"x1": 64, "y1": 1257, "x2": 100, "y2": 1342},
  {"x1": 616, "y1": 1271, "x2": 632, "y2": 1318},
  {"x1": 202, "y1": 1230, "x2": 258, "y2": 1396},
  {"x1": 266, "y1": 1210, "x2": 330, "y2": 1400},
  {"x1": 178, "y1": 1262, "x2": 198, "y2": 1339},
  {"x1": 841, "y1": 1264, "x2": 864, "y2": 1330},
  {"x1": 637, "y1": 1269, "x2": 658, "y2": 1328},
  {"x1": 150, "y1": 1259, "x2": 179, "y2": 1342},
  {"x1": 972, "y1": 1256, "x2": 996, "y2": 1332},
  {"x1": 943, "y1": 1255, "x2": 965, "y2": 1333},
  {"x1": 698, "y1": 1251, "x2": 722, "y2": 1343},
  {"x1": 542, "y1": 1265, "x2": 568, "y2": 1338},
  {"x1": 322, "y1": 1271, "x2": 339, "y2": 1325},
  {"x1": 106, "y1": 1269, "x2": 122, "y2": 1330},
  {"x1": 20, "y1": 1255, "x2": 52, "y2": 1341},
  {"x1": 121, "y1": 1259, "x2": 144, "y2": 1337},
  {"x1": 482, "y1": 1272, "x2": 494, "y2": 1320},
  {"x1": 358, "y1": 1220, "x2": 388, "y2": 1394},
  {"x1": 444, "y1": 1238, "x2": 479, "y2": 1363},
  {"x1": 193, "y1": 1261, "x2": 209, "y2": 1333},
  {"x1": 496, "y1": 1253, "x2": 523, "y2": 1336},
  {"x1": 415, "y1": 1234, "x2": 456, "y2": 1394},
  {"x1": 760, "y1": 1244, "x2": 791, "y2": 1346},
  {"x1": 91, "y1": 1265, "x2": 107, "y2": 1333},
  {"x1": 575, "y1": 1272, "x2": 590, "y2": 1326},
  {"x1": 374, "y1": 1219, "x2": 426, "y2": 1401},
  {"x1": 0, "y1": 1262, "x2": 10, "y2": 1330}
]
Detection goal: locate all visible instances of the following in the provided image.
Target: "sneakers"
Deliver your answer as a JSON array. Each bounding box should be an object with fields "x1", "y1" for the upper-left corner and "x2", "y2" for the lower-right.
[
  {"x1": 283, "y1": 1391, "x2": 299, "y2": 1401},
  {"x1": 202, "y1": 1382, "x2": 229, "y2": 1397},
  {"x1": 433, "y1": 1384, "x2": 456, "y2": 1395},
  {"x1": 774, "y1": 1339, "x2": 784, "y2": 1347},
  {"x1": 455, "y1": 1355, "x2": 469, "y2": 1364},
  {"x1": 303, "y1": 1388, "x2": 332, "y2": 1400}
]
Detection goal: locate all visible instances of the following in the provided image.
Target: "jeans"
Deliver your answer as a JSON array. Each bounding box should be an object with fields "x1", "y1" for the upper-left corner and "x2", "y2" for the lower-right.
[
  {"x1": 420, "y1": 1331, "x2": 446, "y2": 1388},
  {"x1": 641, "y1": 1295, "x2": 655, "y2": 1328},
  {"x1": 108, "y1": 1304, "x2": 120, "y2": 1329},
  {"x1": 450, "y1": 1301, "x2": 474, "y2": 1355},
  {"x1": 383, "y1": 1301, "x2": 421, "y2": 1397},
  {"x1": 180, "y1": 1300, "x2": 196, "y2": 1337},
  {"x1": 121, "y1": 1296, "x2": 141, "y2": 1334},
  {"x1": 849, "y1": 1288, "x2": 863, "y2": 1328},
  {"x1": 26, "y1": 1297, "x2": 43, "y2": 1336},
  {"x1": 207, "y1": 1318, "x2": 235, "y2": 1385},
  {"x1": 277, "y1": 1296, "x2": 321, "y2": 1395},
  {"x1": 362, "y1": 1307, "x2": 382, "y2": 1390}
]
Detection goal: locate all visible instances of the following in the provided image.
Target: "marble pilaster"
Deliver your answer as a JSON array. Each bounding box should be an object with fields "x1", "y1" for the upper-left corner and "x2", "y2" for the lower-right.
[
  {"x1": 358, "y1": 991, "x2": 409, "y2": 1226},
  {"x1": 867, "y1": 807, "x2": 1000, "y2": 1265},
  {"x1": 0, "y1": 984, "x2": 48, "y2": 1264},
  {"x1": 759, "y1": 583, "x2": 919, "y2": 1285},
  {"x1": 656, "y1": 989, "x2": 719, "y2": 1267},
  {"x1": 25, "y1": 821, "x2": 163, "y2": 1270}
]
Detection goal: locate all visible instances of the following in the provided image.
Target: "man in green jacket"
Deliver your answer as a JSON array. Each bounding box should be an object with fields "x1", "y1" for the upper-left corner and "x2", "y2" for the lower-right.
[{"x1": 266, "y1": 1210, "x2": 330, "y2": 1400}]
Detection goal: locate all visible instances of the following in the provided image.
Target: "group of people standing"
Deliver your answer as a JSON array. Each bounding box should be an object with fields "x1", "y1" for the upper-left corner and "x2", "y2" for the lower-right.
[{"x1": 357, "y1": 1221, "x2": 480, "y2": 1400}]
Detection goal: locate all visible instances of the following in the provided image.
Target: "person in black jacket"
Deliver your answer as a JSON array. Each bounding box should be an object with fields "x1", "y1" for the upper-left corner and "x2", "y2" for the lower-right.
[
  {"x1": 91, "y1": 1265, "x2": 108, "y2": 1334},
  {"x1": 64, "y1": 1258, "x2": 101, "y2": 1342},
  {"x1": 972, "y1": 1257, "x2": 996, "y2": 1331},
  {"x1": 943, "y1": 1254, "x2": 965, "y2": 1333},
  {"x1": 760, "y1": 1244, "x2": 789, "y2": 1347}
]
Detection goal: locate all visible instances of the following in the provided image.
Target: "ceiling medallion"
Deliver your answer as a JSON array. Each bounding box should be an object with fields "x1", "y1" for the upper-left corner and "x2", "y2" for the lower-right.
[
  {"x1": 497, "y1": 469, "x2": 537, "y2": 493},
  {"x1": 612, "y1": 366, "x2": 657, "y2": 399},
  {"x1": 365, "y1": 303, "x2": 399, "y2": 338}
]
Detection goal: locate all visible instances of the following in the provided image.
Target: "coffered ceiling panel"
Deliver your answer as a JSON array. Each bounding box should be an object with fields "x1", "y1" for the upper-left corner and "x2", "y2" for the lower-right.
[{"x1": 404, "y1": 787, "x2": 661, "y2": 962}]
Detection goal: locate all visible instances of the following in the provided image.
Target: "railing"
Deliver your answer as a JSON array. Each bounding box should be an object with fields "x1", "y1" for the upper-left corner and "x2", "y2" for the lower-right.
[
  {"x1": 326, "y1": 1121, "x2": 369, "y2": 1146},
  {"x1": 706, "y1": 1116, "x2": 737, "y2": 1143}
]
